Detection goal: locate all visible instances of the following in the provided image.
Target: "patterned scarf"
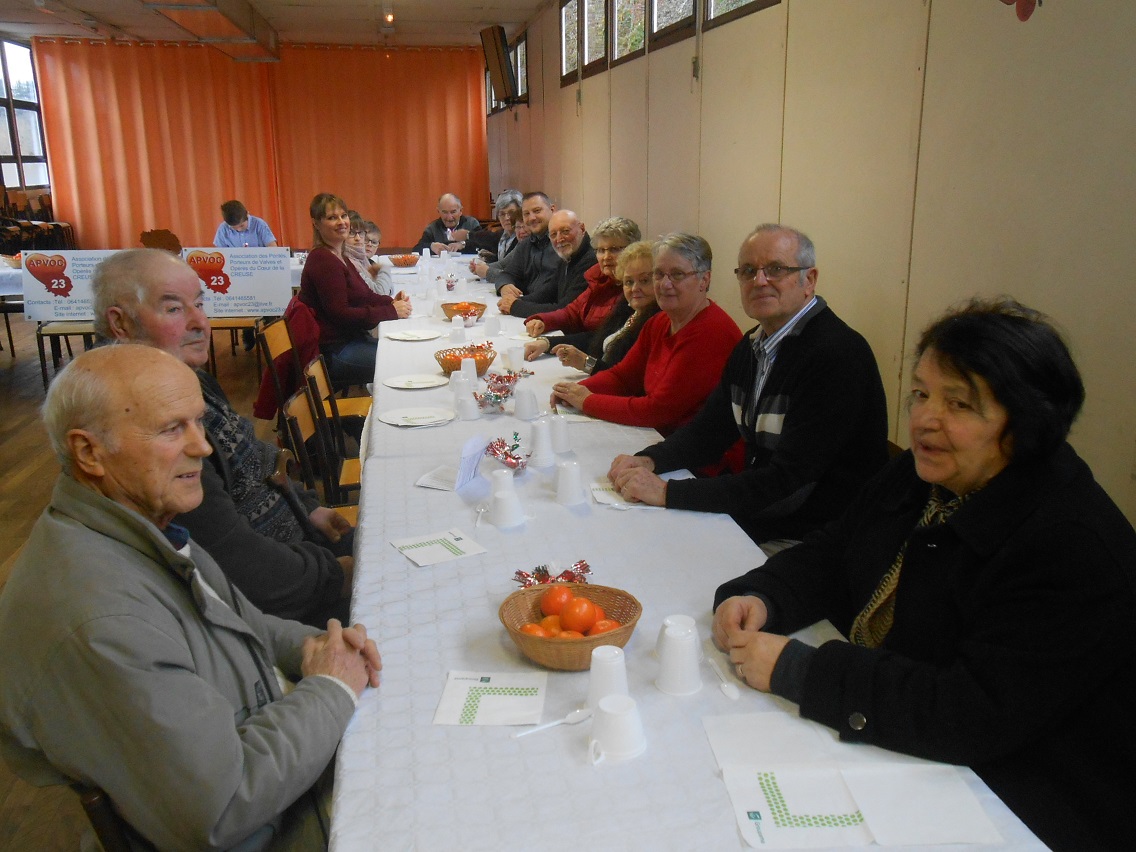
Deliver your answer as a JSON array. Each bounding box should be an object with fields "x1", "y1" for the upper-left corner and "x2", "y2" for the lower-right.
[{"x1": 848, "y1": 486, "x2": 973, "y2": 648}]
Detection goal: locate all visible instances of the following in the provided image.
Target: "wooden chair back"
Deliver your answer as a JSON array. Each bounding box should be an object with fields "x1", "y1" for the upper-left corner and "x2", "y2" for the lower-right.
[
  {"x1": 257, "y1": 315, "x2": 304, "y2": 433},
  {"x1": 305, "y1": 355, "x2": 350, "y2": 459},
  {"x1": 282, "y1": 386, "x2": 335, "y2": 500}
]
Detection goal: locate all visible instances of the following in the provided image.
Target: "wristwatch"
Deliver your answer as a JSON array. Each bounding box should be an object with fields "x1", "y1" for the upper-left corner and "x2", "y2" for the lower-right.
[{"x1": 584, "y1": 355, "x2": 597, "y2": 373}]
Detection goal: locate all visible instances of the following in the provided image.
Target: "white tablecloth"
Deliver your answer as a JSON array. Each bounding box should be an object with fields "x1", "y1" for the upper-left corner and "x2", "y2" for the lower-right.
[
  {"x1": 331, "y1": 275, "x2": 1043, "y2": 851},
  {"x1": 0, "y1": 265, "x2": 22, "y2": 297}
]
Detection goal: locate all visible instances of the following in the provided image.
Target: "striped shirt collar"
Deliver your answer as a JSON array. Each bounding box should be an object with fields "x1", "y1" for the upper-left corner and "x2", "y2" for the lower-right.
[{"x1": 752, "y1": 295, "x2": 821, "y2": 359}]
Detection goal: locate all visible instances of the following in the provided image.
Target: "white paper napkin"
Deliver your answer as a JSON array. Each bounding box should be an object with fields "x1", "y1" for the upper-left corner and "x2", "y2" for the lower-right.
[
  {"x1": 432, "y1": 670, "x2": 547, "y2": 726},
  {"x1": 390, "y1": 528, "x2": 486, "y2": 566}
]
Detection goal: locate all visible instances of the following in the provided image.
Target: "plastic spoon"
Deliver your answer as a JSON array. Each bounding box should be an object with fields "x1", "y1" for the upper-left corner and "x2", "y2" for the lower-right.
[
  {"x1": 708, "y1": 657, "x2": 741, "y2": 700},
  {"x1": 511, "y1": 707, "x2": 593, "y2": 739}
]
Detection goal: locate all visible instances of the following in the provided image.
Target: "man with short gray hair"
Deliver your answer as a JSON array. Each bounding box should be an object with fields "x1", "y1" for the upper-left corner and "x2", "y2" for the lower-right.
[
  {"x1": 93, "y1": 248, "x2": 353, "y2": 628},
  {"x1": 497, "y1": 208, "x2": 595, "y2": 318},
  {"x1": 0, "y1": 344, "x2": 381, "y2": 849},
  {"x1": 609, "y1": 224, "x2": 889, "y2": 554},
  {"x1": 411, "y1": 192, "x2": 482, "y2": 254}
]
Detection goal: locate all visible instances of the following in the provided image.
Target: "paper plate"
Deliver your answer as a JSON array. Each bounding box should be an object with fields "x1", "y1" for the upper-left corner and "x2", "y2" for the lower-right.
[
  {"x1": 386, "y1": 329, "x2": 442, "y2": 341},
  {"x1": 383, "y1": 374, "x2": 449, "y2": 390},
  {"x1": 377, "y1": 407, "x2": 455, "y2": 427}
]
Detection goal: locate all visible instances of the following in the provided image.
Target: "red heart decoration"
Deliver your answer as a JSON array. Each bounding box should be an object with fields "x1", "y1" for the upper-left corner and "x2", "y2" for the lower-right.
[
  {"x1": 25, "y1": 253, "x2": 73, "y2": 298},
  {"x1": 186, "y1": 250, "x2": 233, "y2": 295},
  {"x1": 1016, "y1": 0, "x2": 1036, "y2": 21}
]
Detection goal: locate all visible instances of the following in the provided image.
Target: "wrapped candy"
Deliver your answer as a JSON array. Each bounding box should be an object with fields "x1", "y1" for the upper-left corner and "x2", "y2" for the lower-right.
[
  {"x1": 512, "y1": 560, "x2": 592, "y2": 588},
  {"x1": 474, "y1": 368, "x2": 534, "y2": 412},
  {"x1": 485, "y1": 432, "x2": 530, "y2": 471}
]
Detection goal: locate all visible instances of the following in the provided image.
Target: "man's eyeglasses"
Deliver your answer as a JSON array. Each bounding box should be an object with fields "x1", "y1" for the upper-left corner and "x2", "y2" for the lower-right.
[
  {"x1": 652, "y1": 269, "x2": 701, "y2": 284},
  {"x1": 734, "y1": 264, "x2": 811, "y2": 283}
]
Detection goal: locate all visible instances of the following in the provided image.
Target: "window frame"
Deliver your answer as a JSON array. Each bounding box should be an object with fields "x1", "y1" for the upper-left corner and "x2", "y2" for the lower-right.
[
  {"x1": 610, "y1": 0, "x2": 647, "y2": 69},
  {"x1": 702, "y1": 0, "x2": 780, "y2": 34},
  {"x1": 486, "y1": 31, "x2": 529, "y2": 116},
  {"x1": 648, "y1": 0, "x2": 697, "y2": 52},
  {"x1": 0, "y1": 40, "x2": 49, "y2": 197},
  {"x1": 559, "y1": 0, "x2": 581, "y2": 88}
]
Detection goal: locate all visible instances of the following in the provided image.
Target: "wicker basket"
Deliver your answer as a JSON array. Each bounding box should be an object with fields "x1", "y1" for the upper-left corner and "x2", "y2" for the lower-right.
[
  {"x1": 434, "y1": 346, "x2": 497, "y2": 377},
  {"x1": 389, "y1": 254, "x2": 419, "y2": 267},
  {"x1": 439, "y1": 301, "x2": 487, "y2": 321},
  {"x1": 498, "y1": 584, "x2": 642, "y2": 671}
]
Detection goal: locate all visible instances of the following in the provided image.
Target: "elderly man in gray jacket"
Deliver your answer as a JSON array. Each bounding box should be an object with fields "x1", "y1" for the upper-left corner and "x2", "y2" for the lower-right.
[{"x1": 0, "y1": 345, "x2": 381, "y2": 851}]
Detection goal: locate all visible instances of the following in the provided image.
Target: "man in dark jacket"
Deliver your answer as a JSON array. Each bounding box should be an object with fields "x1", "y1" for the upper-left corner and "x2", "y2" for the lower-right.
[
  {"x1": 92, "y1": 248, "x2": 352, "y2": 627},
  {"x1": 498, "y1": 208, "x2": 595, "y2": 319},
  {"x1": 411, "y1": 192, "x2": 482, "y2": 254},
  {"x1": 608, "y1": 224, "x2": 889, "y2": 555},
  {"x1": 488, "y1": 190, "x2": 558, "y2": 301}
]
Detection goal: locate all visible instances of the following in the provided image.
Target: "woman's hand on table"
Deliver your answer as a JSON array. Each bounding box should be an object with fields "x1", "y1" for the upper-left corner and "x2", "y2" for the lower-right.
[
  {"x1": 608, "y1": 453, "x2": 655, "y2": 479},
  {"x1": 610, "y1": 466, "x2": 667, "y2": 506},
  {"x1": 302, "y1": 618, "x2": 383, "y2": 695},
  {"x1": 497, "y1": 292, "x2": 519, "y2": 315},
  {"x1": 470, "y1": 258, "x2": 489, "y2": 277},
  {"x1": 393, "y1": 293, "x2": 412, "y2": 319},
  {"x1": 551, "y1": 344, "x2": 587, "y2": 371},
  {"x1": 525, "y1": 318, "x2": 546, "y2": 336},
  {"x1": 551, "y1": 381, "x2": 590, "y2": 412},
  {"x1": 712, "y1": 596, "x2": 786, "y2": 692},
  {"x1": 524, "y1": 338, "x2": 551, "y2": 361}
]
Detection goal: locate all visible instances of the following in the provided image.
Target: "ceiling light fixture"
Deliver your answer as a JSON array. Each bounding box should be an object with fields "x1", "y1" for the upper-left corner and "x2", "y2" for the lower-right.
[{"x1": 143, "y1": 0, "x2": 280, "y2": 61}]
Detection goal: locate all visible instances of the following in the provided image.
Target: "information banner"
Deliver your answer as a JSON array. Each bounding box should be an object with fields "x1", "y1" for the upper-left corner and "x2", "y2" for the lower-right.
[
  {"x1": 182, "y1": 248, "x2": 291, "y2": 317},
  {"x1": 21, "y1": 250, "x2": 118, "y2": 321}
]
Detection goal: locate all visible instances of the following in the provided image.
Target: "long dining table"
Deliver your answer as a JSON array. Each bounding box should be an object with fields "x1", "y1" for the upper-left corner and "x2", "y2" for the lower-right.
[{"x1": 330, "y1": 263, "x2": 1044, "y2": 851}]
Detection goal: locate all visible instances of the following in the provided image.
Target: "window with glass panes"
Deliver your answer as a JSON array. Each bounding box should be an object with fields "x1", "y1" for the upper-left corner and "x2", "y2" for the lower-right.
[
  {"x1": 1, "y1": 41, "x2": 48, "y2": 196},
  {"x1": 561, "y1": 0, "x2": 579, "y2": 84}
]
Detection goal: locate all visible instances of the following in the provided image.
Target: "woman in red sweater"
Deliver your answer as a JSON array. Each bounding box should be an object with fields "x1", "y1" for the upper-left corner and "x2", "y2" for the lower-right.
[
  {"x1": 551, "y1": 233, "x2": 741, "y2": 436},
  {"x1": 298, "y1": 192, "x2": 411, "y2": 385}
]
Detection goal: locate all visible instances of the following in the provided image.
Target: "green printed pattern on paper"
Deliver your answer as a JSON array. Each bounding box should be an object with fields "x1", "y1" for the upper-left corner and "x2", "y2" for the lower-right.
[
  {"x1": 401, "y1": 537, "x2": 464, "y2": 556},
  {"x1": 459, "y1": 686, "x2": 539, "y2": 724},
  {"x1": 757, "y1": 772, "x2": 865, "y2": 829}
]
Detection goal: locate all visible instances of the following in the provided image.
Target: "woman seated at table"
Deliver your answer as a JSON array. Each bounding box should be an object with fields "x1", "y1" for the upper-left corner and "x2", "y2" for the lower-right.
[
  {"x1": 298, "y1": 192, "x2": 411, "y2": 385},
  {"x1": 523, "y1": 217, "x2": 640, "y2": 364},
  {"x1": 711, "y1": 298, "x2": 1136, "y2": 852},
  {"x1": 526, "y1": 239, "x2": 659, "y2": 375},
  {"x1": 550, "y1": 233, "x2": 741, "y2": 436},
  {"x1": 467, "y1": 189, "x2": 522, "y2": 269}
]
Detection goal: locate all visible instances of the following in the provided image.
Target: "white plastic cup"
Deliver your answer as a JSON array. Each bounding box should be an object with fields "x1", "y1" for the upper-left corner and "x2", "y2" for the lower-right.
[
  {"x1": 421, "y1": 247, "x2": 431, "y2": 258},
  {"x1": 528, "y1": 418, "x2": 554, "y2": 468},
  {"x1": 656, "y1": 624, "x2": 703, "y2": 696},
  {"x1": 549, "y1": 414, "x2": 570, "y2": 453},
  {"x1": 456, "y1": 396, "x2": 480, "y2": 421},
  {"x1": 588, "y1": 694, "x2": 646, "y2": 765},
  {"x1": 489, "y1": 490, "x2": 525, "y2": 528},
  {"x1": 587, "y1": 645, "x2": 629, "y2": 709},
  {"x1": 513, "y1": 388, "x2": 538, "y2": 421},
  {"x1": 484, "y1": 315, "x2": 501, "y2": 336},
  {"x1": 654, "y1": 614, "x2": 700, "y2": 659},
  {"x1": 491, "y1": 468, "x2": 515, "y2": 495},
  {"x1": 460, "y1": 356, "x2": 479, "y2": 385},
  {"x1": 508, "y1": 346, "x2": 525, "y2": 371},
  {"x1": 449, "y1": 316, "x2": 465, "y2": 343},
  {"x1": 555, "y1": 459, "x2": 585, "y2": 506}
]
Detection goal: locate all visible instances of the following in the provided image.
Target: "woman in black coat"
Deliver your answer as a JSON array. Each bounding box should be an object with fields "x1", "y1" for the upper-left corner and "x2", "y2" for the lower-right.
[{"x1": 712, "y1": 297, "x2": 1136, "y2": 851}]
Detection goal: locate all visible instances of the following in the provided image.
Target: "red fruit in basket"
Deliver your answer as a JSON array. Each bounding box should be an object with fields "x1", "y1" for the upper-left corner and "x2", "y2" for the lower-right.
[
  {"x1": 559, "y1": 597, "x2": 598, "y2": 634},
  {"x1": 540, "y1": 585, "x2": 574, "y2": 617},
  {"x1": 519, "y1": 623, "x2": 550, "y2": 637},
  {"x1": 587, "y1": 619, "x2": 620, "y2": 637}
]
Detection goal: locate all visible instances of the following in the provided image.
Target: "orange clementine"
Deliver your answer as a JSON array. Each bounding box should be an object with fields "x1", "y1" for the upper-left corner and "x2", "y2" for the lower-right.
[
  {"x1": 586, "y1": 619, "x2": 620, "y2": 636},
  {"x1": 519, "y1": 623, "x2": 549, "y2": 637},
  {"x1": 556, "y1": 630, "x2": 585, "y2": 639},
  {"x1": 559, "y1": 597, "x2": 598, "y2": 634},
  {"x1": 539, "y1": 615, "x2": 562, "y2": 636},
  {"x1": 593, "y1": 603, "x2": 606, "y2": 621},
  {"x1": 540, "y1": 585, "x2": 575, "y2": 617}
]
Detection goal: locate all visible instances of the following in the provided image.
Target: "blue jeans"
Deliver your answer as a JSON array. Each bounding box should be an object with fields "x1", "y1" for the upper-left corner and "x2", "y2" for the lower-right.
[{"x1": 324, "y1": 337, "x2": 377, "y2": 386}]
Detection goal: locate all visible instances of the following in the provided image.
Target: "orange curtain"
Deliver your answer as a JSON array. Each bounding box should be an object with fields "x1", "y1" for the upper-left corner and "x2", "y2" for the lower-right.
[
  {"x1": 272, "y1": 46, "x2": 490, "y2": 248},
  {"x1": 32, "y1": 39, "x2": 489, "y2": 250}
]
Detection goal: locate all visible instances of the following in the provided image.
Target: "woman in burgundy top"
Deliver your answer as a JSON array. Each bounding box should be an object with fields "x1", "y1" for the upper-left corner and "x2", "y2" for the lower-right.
[
  {"x1": 298, "y1": 192, "x2": 411, "y2": 385},
  {"x1": 551, "y1": 233, "x2": 741, "y2": 436}
]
